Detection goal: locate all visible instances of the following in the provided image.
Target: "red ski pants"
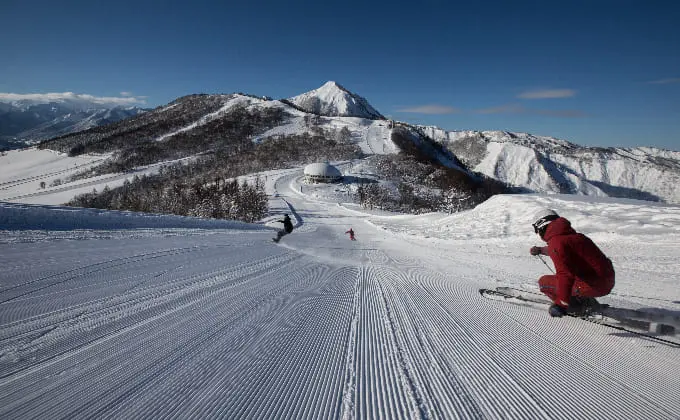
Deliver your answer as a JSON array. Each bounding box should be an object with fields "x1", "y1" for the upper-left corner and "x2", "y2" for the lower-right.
[{"x1": 539, "y1": 274, "x2": 614, "y2": 303}]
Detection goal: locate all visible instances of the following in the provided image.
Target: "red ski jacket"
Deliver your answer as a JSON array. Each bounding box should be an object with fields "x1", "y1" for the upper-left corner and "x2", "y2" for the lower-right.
[{"x1": 540, "y1": 217, "x2": 615, "y2": 306}]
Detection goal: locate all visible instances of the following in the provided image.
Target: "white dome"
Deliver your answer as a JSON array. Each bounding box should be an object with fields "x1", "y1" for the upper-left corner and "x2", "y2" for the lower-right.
[{"x1": 304, "y1": 162, "x2": 342, "y2": 177}]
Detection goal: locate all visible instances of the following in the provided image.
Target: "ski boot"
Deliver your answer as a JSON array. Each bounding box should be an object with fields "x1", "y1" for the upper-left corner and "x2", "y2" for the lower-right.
[{"x1": 567, "y1": 296, "x2": 602, "y2": 316}]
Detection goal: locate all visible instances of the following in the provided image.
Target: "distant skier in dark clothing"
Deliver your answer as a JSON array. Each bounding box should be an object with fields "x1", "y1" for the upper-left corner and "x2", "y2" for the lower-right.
[
  {"x1": 529, "y1": 209, "x2": 615, "y2": 317},
  {"x1": 345, "y1": 228, "x2": 356, "y2": 241},
  {"x1": 273, "y1": 214, "x2": 294, "y2": 242}
]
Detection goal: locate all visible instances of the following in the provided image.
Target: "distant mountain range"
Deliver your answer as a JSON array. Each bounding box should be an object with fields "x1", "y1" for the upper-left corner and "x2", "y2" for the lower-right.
[
  {"x1": 420, "y1": 128, "x2": 680, "y2": 203},
  {"x1": 0, "y1": 99, "x2": 147, "y2": 150},
  {"x1": 31, "y1": 82, "x2": 680, "y2": 204}
]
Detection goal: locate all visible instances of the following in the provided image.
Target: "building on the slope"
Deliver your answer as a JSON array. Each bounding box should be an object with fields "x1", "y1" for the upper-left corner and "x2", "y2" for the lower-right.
[{"x1": 303, "y1": 162, "x2": 342, "y2": 183}]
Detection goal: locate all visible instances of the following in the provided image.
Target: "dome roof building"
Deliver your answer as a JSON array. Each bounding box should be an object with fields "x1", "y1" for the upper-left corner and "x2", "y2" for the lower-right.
[{"x1": 303, "y1": 162, "x2": 342, "y2": 184}]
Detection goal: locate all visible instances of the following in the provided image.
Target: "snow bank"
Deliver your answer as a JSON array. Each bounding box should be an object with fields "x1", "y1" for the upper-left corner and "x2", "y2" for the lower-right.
[
  {"x1": 362, "y1": 193, "x2": 680, "y2": 241},
  {"x1": 0, "y1": 202, "x2": 266, "y2": 231}
]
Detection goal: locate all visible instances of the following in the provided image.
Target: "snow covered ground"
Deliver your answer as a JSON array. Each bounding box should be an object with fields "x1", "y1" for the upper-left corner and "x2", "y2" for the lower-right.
[
  {"x1": 1, "y1": 154, "x2": 680, "y2": 419},
  {"x1": 0, "y1": 148, "x2": 196, "y2": 205}
]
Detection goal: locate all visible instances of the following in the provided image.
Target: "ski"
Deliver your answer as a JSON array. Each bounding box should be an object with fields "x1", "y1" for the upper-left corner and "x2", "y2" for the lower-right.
[
  {"x1": 480, "y1": 287, "x2": 680, "y2": 347},
  {"x1": 496, "y1": 286, "x2": 680, "y2": 330}
]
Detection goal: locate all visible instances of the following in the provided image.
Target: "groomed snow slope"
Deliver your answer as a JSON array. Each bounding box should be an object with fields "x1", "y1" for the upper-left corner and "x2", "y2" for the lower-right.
[{"x1": 1, "y1": 168, "x2": 679, "y2": 419}]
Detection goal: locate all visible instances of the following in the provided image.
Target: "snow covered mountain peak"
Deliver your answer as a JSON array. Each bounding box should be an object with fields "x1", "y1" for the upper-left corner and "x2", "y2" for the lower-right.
[
  {"x1": 417, "y1": 126, "x2": 680, "y2": 203},
  {"x1": 0, "y1": 99, "x2": 147, "y2": 149},
  {"x1": 0, "y1": 93, "x2": 144, "y2": 112},
  {"x1": 287, "y1": 81, "x2": 384, "y2": 119}
]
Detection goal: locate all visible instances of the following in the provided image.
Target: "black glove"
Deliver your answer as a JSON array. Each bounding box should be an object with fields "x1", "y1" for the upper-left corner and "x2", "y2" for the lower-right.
[{"x1": 549, "y1": 304, "x2": 566, "y2": 318}]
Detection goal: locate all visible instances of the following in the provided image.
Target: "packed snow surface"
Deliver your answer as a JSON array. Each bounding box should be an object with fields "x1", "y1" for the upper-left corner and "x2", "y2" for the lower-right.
[{"x1": 1, "y1": 160, "x2": 680, "y2": 419}]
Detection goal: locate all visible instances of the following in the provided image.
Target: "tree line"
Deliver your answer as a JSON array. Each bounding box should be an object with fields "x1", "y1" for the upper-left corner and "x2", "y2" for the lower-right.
[
  {"x1": 65, "y1": 126, "x2": 364, "y2": 223},
  {"x1": 68, "y1": 175, "x2": 269, "y2": 223}
]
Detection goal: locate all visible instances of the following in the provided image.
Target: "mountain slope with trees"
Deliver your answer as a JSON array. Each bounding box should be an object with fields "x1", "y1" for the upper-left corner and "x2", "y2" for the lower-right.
[{"x1": 20, "y1": 82, "x2": 680, "y2": 223}]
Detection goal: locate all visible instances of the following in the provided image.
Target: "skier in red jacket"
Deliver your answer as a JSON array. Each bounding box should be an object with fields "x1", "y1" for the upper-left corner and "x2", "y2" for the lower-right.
[
  {"x1": 345, "y1": 228, "x2": 356, "y2": 241},
  {"x1": 529, "y1": 209, "x2": 615, "y2": 317}
]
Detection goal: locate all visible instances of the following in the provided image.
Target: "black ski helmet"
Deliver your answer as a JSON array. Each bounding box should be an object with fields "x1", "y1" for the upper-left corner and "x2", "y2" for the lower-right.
[{"x1": 532, "y1": 209, "x2": 559, "y2": 237}]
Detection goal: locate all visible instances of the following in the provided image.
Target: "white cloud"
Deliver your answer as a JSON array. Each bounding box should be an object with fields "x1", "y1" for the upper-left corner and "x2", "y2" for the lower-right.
[
  {"x1": 517, "y1": 89, "x2": 576, "y2": 99},
  {"x1": 476, "y1": 103, "x2": 584, "y2": 117},
  {"x1": 646, "y1": 78, "x2": 680, "y2": 85},
  {"x1": 120, "y1": 91, "x2": 133, "y2": 97},
  {"x1": 395, "y1": 105, "x2": 460, "y2": 114},
  {"x1": 0, "y1": 92, "x2": 147, "y2": 107}
]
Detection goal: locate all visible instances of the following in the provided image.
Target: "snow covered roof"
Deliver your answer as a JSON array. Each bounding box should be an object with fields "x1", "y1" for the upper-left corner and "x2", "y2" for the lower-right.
[{"x1": 303, "y1": 162, "x2": 342, "y2": 177}]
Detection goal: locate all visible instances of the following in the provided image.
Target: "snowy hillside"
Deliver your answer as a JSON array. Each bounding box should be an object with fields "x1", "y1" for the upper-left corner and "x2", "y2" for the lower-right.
[
  {"x1": 287, "y1": 81, "x2": 385, "y2": 119},
  {"x1": 0, "y1": 148, "x2": 202, "y2": 205},
  {"x1": 1, "y1": 166, "x2": 679, "y2": 418},
  {"x1": 7, "y1": 82, "x2": 679, "y2": 207},
  {"x1": 420, "y1": 127, "x2": 680, "y2": 204}
]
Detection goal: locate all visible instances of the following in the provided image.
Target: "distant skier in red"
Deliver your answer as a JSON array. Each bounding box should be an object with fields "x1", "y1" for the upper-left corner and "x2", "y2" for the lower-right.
[
  {"x1": 345, "y1": 228, "x2": 356, "y2": 241},
  {"x1": 529, "y1": 209, "x2": 615, "y2": 317}
]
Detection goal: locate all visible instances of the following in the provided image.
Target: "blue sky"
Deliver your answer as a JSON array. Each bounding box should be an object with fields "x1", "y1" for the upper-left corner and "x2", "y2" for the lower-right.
[{"x1": 1, "y1": 0, "x2": 678, "y2": 149}]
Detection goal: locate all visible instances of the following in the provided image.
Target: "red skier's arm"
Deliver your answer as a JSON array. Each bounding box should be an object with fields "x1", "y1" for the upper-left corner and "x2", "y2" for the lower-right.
[{"x1": 548, "y1": 242, "x2": 576, "y2": 307}]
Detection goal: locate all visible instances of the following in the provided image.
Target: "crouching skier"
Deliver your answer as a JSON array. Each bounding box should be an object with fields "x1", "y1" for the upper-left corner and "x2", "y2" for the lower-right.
[
  {"x1": 529, "y1": 209, "x2": 615, "y2": 317},
  {"x1": 345, "y1": 227, "x2": 356, "y2": 241},
  {"x1": 273, "y1": 214, "x2": 294, "y2": 243}
]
